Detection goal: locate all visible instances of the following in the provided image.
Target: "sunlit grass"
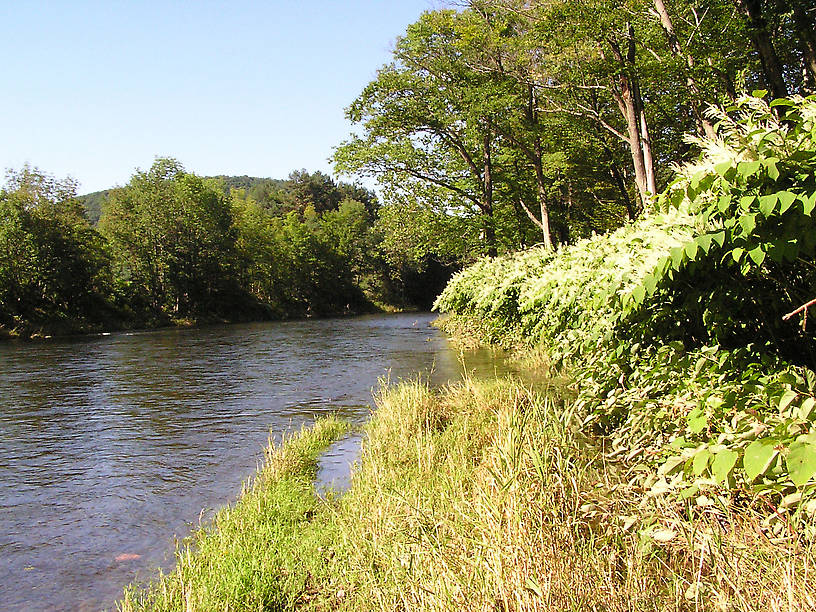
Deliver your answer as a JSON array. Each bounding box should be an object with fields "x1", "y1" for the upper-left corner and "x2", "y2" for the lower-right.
[
  {"x1": 318, "y1": 377, "x2": 816, "y2": 611},
  {"x1": 121, "y1": 379, "x2": 816, "y2": 611},
  {"x1": 119, "y1": 416, "x2": 349, "y2": 612}
]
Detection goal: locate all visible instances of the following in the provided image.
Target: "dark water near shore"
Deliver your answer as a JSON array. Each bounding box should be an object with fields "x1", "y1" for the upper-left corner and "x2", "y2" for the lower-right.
[{"x1": 0, "y1": 313, "x2": 513, "y2": 611}]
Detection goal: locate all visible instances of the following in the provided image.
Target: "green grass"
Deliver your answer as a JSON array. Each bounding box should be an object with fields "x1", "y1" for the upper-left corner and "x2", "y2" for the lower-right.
[
  {"x1": 120, "y1": 416, "x2": 350, "y2": 612},
  {"x1": 121, "y1": 377, "x2": 816, "y2": 611}
]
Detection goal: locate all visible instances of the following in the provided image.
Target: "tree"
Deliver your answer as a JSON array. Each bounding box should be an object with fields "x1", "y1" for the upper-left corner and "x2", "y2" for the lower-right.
[
  {"x1": 334, "y1": 10, "x2": 509, "y2": 257},
  {"x1": 99, "y1": 158, "x2": 237, "y2": 319},
  {"x1": 0, "y1": 166, "x2": 113, "y2": 331},
  {"x1": 478, "y1": 0, "x2": 756, "y2": 210}
]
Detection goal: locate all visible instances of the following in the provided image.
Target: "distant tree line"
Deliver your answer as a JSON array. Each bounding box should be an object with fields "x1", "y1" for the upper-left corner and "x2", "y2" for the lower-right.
[
  {"x1": 0, "y1": 160, "x2": 448, "y2": 336},
  {"x1": 5, "y1": 1, "x2": 814, "y2": 335}
]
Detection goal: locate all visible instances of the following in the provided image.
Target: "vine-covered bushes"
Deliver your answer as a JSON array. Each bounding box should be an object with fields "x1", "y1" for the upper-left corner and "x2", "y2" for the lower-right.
[
  {"x1": 436, "y1": 207, "x2": 694, "y2": 363},
  {"x1": 435, "y1": 95, "x2": 816, "y2": 534}
]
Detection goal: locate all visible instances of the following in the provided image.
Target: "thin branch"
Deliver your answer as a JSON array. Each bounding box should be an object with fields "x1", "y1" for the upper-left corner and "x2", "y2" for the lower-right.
[
  {"x1": 517, "y1": 196, "x2": 545, "y2": 230},
  {"x1": 782, "y1": 298, "x2": 816, "y2": 328},
  {"x1": 783, "y1": 297, "x2": 816, "y2": 321}
]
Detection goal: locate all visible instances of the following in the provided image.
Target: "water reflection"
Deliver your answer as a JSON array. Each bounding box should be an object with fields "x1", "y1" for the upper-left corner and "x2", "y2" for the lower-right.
[{"x1": 0, "y1": 313, "x2": 519, "y2": 611}]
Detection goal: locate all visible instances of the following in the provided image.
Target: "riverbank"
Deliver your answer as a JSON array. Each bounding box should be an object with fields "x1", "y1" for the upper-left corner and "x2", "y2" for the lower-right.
[
  {"x1": 2, "y1": 312, "x2": 468, "y2": 611},
  {"x1": 119, "y1": 98, "x2": 816, "y2": 608},
  {"x1": 121, "y1": 416, "x2": 351, "y2": 611},
  {"x1": 121, "y1": 372, "x2": 816, "y2": 610},
  {"x1": 119, "y1": 204, "x2": 816, "y2": 608},
  {"x1": 0, "y1": 302, "x2": 393, "y2": 342}
]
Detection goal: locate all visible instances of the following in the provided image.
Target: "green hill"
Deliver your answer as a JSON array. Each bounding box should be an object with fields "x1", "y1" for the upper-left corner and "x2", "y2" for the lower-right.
[{"x1": 78, "y1": 172, "x2": 377, "y2": 224}]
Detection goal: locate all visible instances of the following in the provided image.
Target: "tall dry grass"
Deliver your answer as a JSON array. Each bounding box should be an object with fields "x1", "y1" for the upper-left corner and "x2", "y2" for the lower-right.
[
  {"x1": 120, "y1": 379, "x2": 816, "y2": 611},
  {"x1": 316, "y1": 377, "x2": 816, "y2": 611}
]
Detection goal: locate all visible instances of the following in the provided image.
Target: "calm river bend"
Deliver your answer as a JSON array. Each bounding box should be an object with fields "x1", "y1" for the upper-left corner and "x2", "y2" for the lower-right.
[{"x1": 0, "y1": 313, "x2": 512, "y2": 611}]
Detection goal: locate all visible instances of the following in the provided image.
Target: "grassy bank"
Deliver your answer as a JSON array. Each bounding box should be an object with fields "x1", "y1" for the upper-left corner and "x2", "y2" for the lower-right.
[
  {"x1": 121, "y1": 376, "x2": 816, "y2": 610},
  {"x1": 337, "y1": 377, "x2": 816, "y2": 610},
  {"x1": 120, "y1": 416, "x2": 350, "y2": 611}
]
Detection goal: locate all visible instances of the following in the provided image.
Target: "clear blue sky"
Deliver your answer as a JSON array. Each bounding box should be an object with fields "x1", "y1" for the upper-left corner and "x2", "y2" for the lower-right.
[{"x1": 0, "y1": 1, "x2": 438, "y2": 193}]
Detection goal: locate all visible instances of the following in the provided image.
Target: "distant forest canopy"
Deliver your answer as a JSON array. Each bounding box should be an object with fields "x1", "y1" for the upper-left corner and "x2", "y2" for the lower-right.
[
  {"x1": 78, "y1": 171, "x2": 378, "y2": 225},
  {"x1": 334, "y1": 0, "x2": 816, "y2": 259},
  {"x1": 0, "y1": 160, "x2": 452, "y2": 337}
]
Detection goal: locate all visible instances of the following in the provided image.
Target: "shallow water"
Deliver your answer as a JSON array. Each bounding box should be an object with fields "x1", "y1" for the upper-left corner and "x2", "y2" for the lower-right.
[{"x1": 0, "y1": 313, "x2": 515, "y2": 611}]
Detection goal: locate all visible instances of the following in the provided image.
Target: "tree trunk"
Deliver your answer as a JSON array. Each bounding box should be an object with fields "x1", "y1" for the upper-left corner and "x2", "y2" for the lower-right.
[
  {"x1": 607, "y1": 25, "x2": 654, "y2": 208},
  {"x1": 635, "y1": 81, "x2": 657, "y2": 195},
  {"x1": 536, "y1": 177, "x2": 553, "y2": 250},
  {"x1": 653, "y1": 0, "x2": 717, "y2": 138},
  {"x1": 609, "y1": 157, "x2": 636, "y2": 220},
  {"x1": 620, "y1": 84, "x2": 650, "y2": 207},
  {"x1": 792, "y1": 3, "x2": 816, "y2": 92},
  {"x1": 525, "y1": 86, "x2": 554, "y2": 250},
  {"x1": 482, "y1": 128, "x2": 497, "y2": 257},
  {"x1": 735, "y1": 0, "x2": 788, "y2": 100}
]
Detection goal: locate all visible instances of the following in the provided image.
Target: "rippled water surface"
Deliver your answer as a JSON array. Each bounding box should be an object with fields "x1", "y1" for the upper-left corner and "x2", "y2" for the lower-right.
[{"x1": 0, "y1": 313, "x2": 513, "y2": 611}]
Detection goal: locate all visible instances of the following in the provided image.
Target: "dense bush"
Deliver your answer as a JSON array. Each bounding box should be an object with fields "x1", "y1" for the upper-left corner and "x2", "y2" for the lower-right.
[
  {"x1": 436, "y1": 95, "x2": 816, "y2": 533},
  {"x1": 629, "y1": 94, "x2": 816, "y2": 366}
]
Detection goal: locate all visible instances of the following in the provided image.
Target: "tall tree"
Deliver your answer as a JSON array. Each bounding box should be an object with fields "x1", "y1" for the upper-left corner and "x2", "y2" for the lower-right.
[
  {"x1": 0, "y1": 166, "x2": 112, "y2": 330},
  {"x1": 334, "y1": 10, "x2": 506, "y2": 256},
  {"x1": 99, "y1": 158, "x2": 237, "y2": 318}
]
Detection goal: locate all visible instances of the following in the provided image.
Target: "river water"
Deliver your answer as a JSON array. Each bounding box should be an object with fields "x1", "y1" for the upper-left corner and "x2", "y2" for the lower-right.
[{"x1": 0, "y1": 313, "x2": 512, "y2": 611}]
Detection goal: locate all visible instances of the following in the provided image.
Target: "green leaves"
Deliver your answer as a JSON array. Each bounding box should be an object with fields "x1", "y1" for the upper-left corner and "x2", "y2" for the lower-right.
[
  {"x1": 670, "y1": 246, "x2": 685, "y2": 269},
  {"x1": 695, "y1": 233, "x2": 713, "y2": 254},
  {"x1": 714, "y1": 161, "x2": 733, "y2": 178},
  {"x1": 711, "y1": 449, "x2": 739, "y2": 484},
  {"x1": 759, "y1": 194, "x2": 777, "y2": 216},
  {"x1": 0, "y1": 166, "x2": 114, "y2": 331},
  {"x1": 738, "y1": 213, "x2": 756, "y2": 234},
  {"x1": 778, "y1": 191, "x2": 797, "y2": 214},
  {"x1": 801, "y1": 193, "x2": 816, "y2": 216},
  {"x1": 744, "y1": 439, "x2": 778, "y2": 481},
  {"x1": 786, "y1": 441, "x2": 816, "y2": 487},
  {"x1": 692, "y1": 448, "x2": 711, "y2": 476},
  {"x1": 438, "y1": 95, "x2": 816, "y2": 521},
  {"x1": 747, "y1": 246, "x2": 766, "y2": 266},
  {"x1": 684, "y1": 240, "x2": 698, "y2": 259},
  {"x1": 687, "y1": 407, "x2": 707, "y2": 434},
  {"x1": 778, "y1": 390, "x2": 799, "y2": 413},
  {"x1": 738, "y1": 160, "x2": 761, "y2": 179}
]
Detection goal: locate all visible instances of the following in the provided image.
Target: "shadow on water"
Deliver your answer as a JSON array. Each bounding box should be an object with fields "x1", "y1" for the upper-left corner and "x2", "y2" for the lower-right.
[{"x1": 0, "y1": 312, "x2": 519, "y2": 611}]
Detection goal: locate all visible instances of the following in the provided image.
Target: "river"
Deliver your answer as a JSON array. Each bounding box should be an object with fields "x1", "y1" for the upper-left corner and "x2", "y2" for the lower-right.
[{"x1": 0, "y1": 313, "x2": 511, "y2": 611}]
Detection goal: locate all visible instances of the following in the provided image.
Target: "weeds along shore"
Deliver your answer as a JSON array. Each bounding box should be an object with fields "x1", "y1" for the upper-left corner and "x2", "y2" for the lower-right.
[
  {"x1": 121, "y1": 372, "x2": 815, "y2": 611},
  {"x1": 119, "y1": 416, "x2": 351, "y2": 611}
]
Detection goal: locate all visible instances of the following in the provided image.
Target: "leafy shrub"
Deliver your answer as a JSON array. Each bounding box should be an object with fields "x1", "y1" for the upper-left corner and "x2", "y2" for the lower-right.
[
  {"x1": 435, "y1": 95, "x2": 816, "y2": 531},
  {"x1": 629, "y1": 94, "x2": 816, "y2": 366}
]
